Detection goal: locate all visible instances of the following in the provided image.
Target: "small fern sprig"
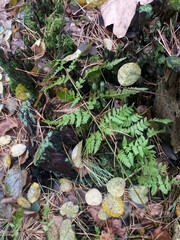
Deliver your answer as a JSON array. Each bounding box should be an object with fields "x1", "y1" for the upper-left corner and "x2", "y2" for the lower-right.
[
  {"x1": 44, "y1": 109, "x2": 91, "y2": 128},
  {"x1": 100, "y1": 87, "x2": 148, "y2": 99},
  {"x1": 85, "y1": 131, "x2": 103, "y2": 155},
  {"x1": 84, "y1": 57, "x2": 126, "y2": 79}
]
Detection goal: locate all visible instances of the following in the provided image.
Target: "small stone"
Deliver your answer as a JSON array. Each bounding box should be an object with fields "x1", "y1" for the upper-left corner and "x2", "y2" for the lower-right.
[
  {"x1": 10, "y1": 144, "x2": 26, "y2": 157},
  {"x1": 0, "y1": 135, "x2": 11, "y2": 146},
  {"x1": 85, "y1": 188, "x2": 102, "y2": 206}
]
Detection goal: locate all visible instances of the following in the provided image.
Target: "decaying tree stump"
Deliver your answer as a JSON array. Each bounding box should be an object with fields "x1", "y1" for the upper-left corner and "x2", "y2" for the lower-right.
[{"x1": 154, "y1": 67, "x2": 180, "y2": 154}]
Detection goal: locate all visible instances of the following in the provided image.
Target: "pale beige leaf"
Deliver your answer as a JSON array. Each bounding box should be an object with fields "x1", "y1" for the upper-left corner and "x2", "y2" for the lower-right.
[
  {"x1": 100, "y1": 0, "x2": 154, "y2": 38},
  {"x1": 118, "y1": 62, "x2": 141, "y2": 86},
  {"x1": 71, "y1": 140, "x2": 83, "y2": 168},
  {"x1": 62, "y1": 49, "x2": 81, "y2": 62},
  {"x1": 106, "y1": 177, "x2": 125, "y2": 197},
  {"x1": 85, "y1": 188, "x2": 103, "y2": 206}
]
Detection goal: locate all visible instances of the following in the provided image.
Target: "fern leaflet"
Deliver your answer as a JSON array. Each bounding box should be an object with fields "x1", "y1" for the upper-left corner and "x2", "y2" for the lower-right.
[{"x1": 85, "y1": 131, "x2": 103, "y2": 154}]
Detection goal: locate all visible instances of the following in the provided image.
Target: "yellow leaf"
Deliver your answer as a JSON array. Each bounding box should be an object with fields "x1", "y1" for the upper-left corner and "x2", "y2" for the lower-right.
[
  {"x1": 17, "y1": 196, "x2": 31, "y2": 209},
  {"x1": 102, "y1": 194, "x2": 124, "y2": 217},
  {"x1": 79, "y1": 0, "x2": 107, "y2": 9},
  {"x1": 2, "y1": 155, "x2": 11, "y2": 169},
  {"x1": 15, "y1": 84, "x2": 29, "y2": 100},
  {"x1": 176, "y1": 204, "x2": 180, "y2": 217},
  {"x1": 27, "y1": 182, "x2": 41, "y2": 203},
  {"x1": 9, "y1": 0, "x2": 17, "y2": 7},
  {"x1": 31, "y1": 66, "x2": 40, "y2": 77}
]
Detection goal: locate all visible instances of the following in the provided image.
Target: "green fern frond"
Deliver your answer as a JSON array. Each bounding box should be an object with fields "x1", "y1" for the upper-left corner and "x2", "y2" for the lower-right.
[
  {"x1": 103, "y1": 57, "x2": 126, "y2": 70},
  {"x1": 84, "y1": 57, "x2": 125, "y2": 79},
  {"x1": 71, "y1": 96, "x2": 80, "y2": 107},
  {"x1": 149, "y1": 118, "x2": 172, "y2": 124},
  {"x1": 85, "y1": 131, "x2": 103, "y2": 154},
  {"x1": 117, "y1": 149, "x2": 132, "y2": 168},
  {"x1": 147, "y1": 127, "x2": 166, "y2": 138},
  {"x1": 44, "y1": 74, "x2": 69, "y2": 91},
  {"x1": 94, "y1": 131, "x2": 102, "y2": 153},
  {"x1": 127, "y1": 118, "x2": 149, "y2": 137},
  {"x1": 75, "y1": 77, "x2": 86, "y2": 90},
  {"x1": 138, "y1": 162, "x2": 173, "y2": 195},
  {"x1": 49, "y1": 61, "x2": 65, "y2": 80},
  {"x1": 101, "y1": 88, "x2": 148, "y2": 99},
  {"x1": 44, "y1": 109, "x2": 90, "y2": 127},
  {"x1": 84, "y1": 65, "x2": 101, "y2": 79}
]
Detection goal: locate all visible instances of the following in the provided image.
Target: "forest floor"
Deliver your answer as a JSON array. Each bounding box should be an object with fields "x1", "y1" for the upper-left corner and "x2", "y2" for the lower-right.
[{"x1": 0, "y1": 0, "x2": 180, "y2": 239}]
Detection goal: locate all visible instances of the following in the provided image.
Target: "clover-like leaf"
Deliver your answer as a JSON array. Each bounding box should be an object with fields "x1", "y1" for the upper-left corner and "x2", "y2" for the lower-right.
[
  {"x1": 106, "y1": 177, "x2": 125, "y2": 197},
  {"x1": 60, "y1": 201, "x2": 79, "y2": 218}
]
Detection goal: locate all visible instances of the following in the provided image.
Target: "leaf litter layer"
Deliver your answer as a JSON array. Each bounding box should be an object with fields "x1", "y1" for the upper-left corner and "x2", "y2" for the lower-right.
[{"x1": 0, "y1": 0, "x2": 180, "y2": 239}]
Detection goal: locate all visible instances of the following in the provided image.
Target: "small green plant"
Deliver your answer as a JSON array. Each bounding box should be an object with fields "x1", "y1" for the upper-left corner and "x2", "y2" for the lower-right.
[
  {"x1": 94, "y1": 225, "x2": 101, "y2": 240},
  {"x1": 41, "y1": 201, "x2": 53, "y2": 233},
  {"x1": 9, "y1": 208, "x2": 23, "y2": 240},
  {"x1": 168, "y1": 0, "x2": 180, "y2": 11},
  {"x1": 44, "y1": 58, "x2": 175, "y2": 196}
]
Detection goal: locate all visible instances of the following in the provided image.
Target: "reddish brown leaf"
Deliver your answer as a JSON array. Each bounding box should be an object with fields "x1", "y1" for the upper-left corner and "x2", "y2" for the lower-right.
[
  {"x1": 31, "y1": 44, "x2": 42, "y2": 55},
  {"x1": 107, "y1": 219, "x2": 126, "y2": 238},
  {"x1": 0, "y1": 118, "x2": 18, "y2": 136},
  {"x1": 0, "y1": 197, "x2": 17, "y2": 204},
  {"x1": 153, "y1": 227, "x2": 172, "y2": 240},
  {"x1": 148, "y1": 204, "x2": 163, "y2": 217},
  {"x1": 88, "y1": 206, "x2": 105, "y2": 227},
  {"x1": 100, "y1": 231, "x2": 113, "y2": 240}
]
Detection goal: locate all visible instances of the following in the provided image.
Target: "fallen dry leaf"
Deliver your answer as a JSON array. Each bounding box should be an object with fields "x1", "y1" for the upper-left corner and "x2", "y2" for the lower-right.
[
  {"x1": 0, "y1": 118, "x2": 18, "y2": 136},
  {"x1": 100, "y1": 231, "x2": 113, "y2": 240},
  {"x1": 100, "y1": 0, "x2": 154, "y2": 38},
  {"x1": 18, "y1": 150, "x2": 29, "y2": 165},
  {"x1": 148, "y1": 203, "x2": 163, "y2": 217},
  {"x1": 0, "y1": 0, "x2": 10, "y2": 22},
  {"x1": 88, "y1": 205, "x2": 105, "y2": 227},
  {"x1": 0, "y1": 197, "x2": 17, "y2": 204},
  {"x1": 107, "y1": 219, "x2": 126, "y2": 237},
  {"x1": 153, "y1": 226, "x2": 172, "y2": 240},
  {"x1": 31, "y1": 39, "x2": 46, "y2": 60}
]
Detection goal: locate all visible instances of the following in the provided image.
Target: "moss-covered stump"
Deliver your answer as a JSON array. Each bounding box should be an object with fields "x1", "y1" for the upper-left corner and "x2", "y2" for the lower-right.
[
  {"x1": 154, "y1": 66, "x2": 180, "y2": 153},
  {"x1": 33, "y1": 127, "x2": 77, "y2": 177},
  {"x1": 0, "y1": 50, "x2": 36, "y2": 99}
]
